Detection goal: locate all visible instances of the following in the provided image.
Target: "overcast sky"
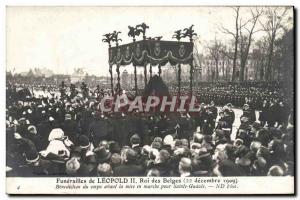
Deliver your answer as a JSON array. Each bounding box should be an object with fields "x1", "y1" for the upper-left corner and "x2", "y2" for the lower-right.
[{"x1": 6, "y1": 6, "x2": 293, "y2": 76}]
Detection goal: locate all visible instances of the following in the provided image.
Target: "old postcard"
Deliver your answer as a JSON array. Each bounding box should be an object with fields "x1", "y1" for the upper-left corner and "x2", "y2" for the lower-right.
[{"x1": 5, "y1": 6, "x2": 295, "y2": 195}]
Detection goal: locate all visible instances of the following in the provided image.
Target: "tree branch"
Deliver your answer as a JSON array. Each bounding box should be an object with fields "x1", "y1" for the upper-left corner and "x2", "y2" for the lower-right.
[{"x1": 220, "y1": 26, "x2": 236, "y2": 38}]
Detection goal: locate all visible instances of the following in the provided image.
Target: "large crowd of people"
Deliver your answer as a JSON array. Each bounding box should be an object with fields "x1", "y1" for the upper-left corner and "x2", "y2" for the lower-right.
[
  {"x1": 6, "y1": 80, "x2": 294, "y2": 177},
  {"x1": 169, "y1": 81, "x2": 292, "y2": 110}
]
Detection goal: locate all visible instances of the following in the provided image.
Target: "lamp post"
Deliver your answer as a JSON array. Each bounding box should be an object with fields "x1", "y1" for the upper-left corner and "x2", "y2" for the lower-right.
[
  {"x1": 173, "y1": 29, "x2": 184, "y2": 96},
  {"x1": 102, "y1": 33, "x2": 114, "y2": 95},
  {"x1": 128, "y1": 25, "x2": 142, "y2": 95},
  {"x1": 112, "y1": 31, "x2": 122, "y2": 94},
  {"x1": 136, "y1": 23, "x2": 149, "y2": 86},
  {"x1": 183, "y1": 25, "x2": 197, "y2": 95}
]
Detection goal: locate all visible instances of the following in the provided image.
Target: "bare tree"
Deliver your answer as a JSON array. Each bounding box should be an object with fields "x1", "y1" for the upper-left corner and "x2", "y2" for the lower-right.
[
  {"x1": 221, "y1": 7, "x2": 240, "y2": 81},
  {"x1": 238, "y1": 8, "x2": 263, "y2": 81},
  {"x1": 220, "y1": 53, "x2": 226, "y2": 80},
  {"x1": 252, "y1": 40, "x2": 266, "y2": 80},
  {"x1": 273, "y1": 28, "x2": 294, "y2": 82},
  {"x1": 259, "y1": 7, "x2": 290, "y2": 81},
  {"x1": 207, "y1": 37, "x2": 222, "y2": 81},
  {"x1": 219, "y1": 42, "x2": 234, "y2": 81}
]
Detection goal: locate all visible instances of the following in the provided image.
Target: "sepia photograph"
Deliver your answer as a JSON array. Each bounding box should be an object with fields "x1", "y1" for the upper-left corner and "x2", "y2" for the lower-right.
[{"x1": 5, "y1": 5, "x2": 295, "y2": 195}]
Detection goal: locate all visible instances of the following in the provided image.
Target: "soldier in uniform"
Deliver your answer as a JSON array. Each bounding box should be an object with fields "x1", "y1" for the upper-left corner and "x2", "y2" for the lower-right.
[
  {"x1": 196, "y1": 103, "x2": 207, "y2": 131},
  {"x1": 209, "y1": 101, "x2": 218, "y2": 122},
  {"x1": 259, "y1": 100, "x2": 269, "y2": 126},
  {"x1": 226, "y1": 103, "x2": 235, "y2": 131},
  {"x1": 88, "y1": 111, "x2": 109, "y2": 146},
  {"x1": 59, "y1": 81, "x2": 66, "y2": 100},
  {"x1": 70, "y1": 84, "x2": 77, "y2": 99},
  {"x1": 81, "y1": 82, "x2": 89, "y2": 99}
]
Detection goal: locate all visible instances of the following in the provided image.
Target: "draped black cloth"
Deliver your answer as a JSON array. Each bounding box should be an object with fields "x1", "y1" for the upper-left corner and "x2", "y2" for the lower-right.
[{"x1": 109, "y1": 40, "x2": 193, "y2": 66}]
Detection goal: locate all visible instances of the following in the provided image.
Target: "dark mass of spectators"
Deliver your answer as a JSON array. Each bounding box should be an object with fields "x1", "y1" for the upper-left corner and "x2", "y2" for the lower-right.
[
  {"x1": 169, "y1": 81, "x2": 292, "y2": 110},
  {"x1": 6, "y1": 81, "x2": 294, "y2": 177}
]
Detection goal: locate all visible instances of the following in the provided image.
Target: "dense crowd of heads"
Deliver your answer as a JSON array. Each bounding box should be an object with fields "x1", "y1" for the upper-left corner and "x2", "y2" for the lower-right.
[
  {"x1": 6, "y1": 81, "x2": 294, "y2": 177},
  {"x1": 168, "y1": 81, "x2": 291, "y2": 109}
]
